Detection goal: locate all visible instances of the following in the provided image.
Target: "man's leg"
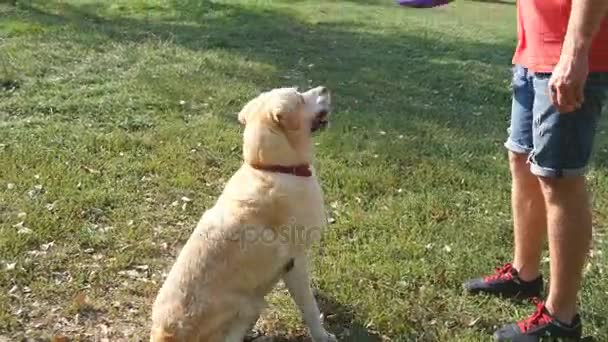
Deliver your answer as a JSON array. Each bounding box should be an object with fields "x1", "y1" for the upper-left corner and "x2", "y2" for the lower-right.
[
  {"x1": 510, "y1": 151, "x2": 547, "y2": 282},
  {"x1": 493, "y1": 71, "x2": 606, "y2": 341},
  {"x1": 464, "y1": 65, "x2": 544, "y2": 299},
  {"x1": 538, "y1": 176, "x2": 592, "y2": 324}
]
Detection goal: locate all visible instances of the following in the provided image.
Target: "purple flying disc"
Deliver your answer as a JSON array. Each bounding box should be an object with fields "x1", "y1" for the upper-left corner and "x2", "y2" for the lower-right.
[{"x1": 397, "y1": 0, "x2": 453, "y2": 8}]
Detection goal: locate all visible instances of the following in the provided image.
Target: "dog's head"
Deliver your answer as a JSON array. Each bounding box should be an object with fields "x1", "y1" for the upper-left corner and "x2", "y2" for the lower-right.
[{"x1": 238, "y1": 86, "x2": 331, "y2": 166}]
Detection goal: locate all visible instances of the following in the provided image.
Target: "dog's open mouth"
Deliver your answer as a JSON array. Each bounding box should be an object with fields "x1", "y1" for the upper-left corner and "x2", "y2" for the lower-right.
[{"x1": 311, "y1": 110, "x2": 329, "y2": 132}]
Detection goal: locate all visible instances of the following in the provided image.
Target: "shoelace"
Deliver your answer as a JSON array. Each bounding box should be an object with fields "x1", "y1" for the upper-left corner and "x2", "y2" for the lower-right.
[
  {"x1": 484, "y1": 263, "x2": 515, "y2": 282},
  {"x1": 518, "y1": 299, "x2": 552, "y2": 332}
]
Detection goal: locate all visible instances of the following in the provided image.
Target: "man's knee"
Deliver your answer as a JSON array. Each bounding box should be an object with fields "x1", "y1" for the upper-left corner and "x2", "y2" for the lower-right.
[
  {"x1": 538, "y1": 176, "x2": 587, "y2": 204},
  {"x1": 509, "y1": 151, "x2": 530, "y2": 175}
]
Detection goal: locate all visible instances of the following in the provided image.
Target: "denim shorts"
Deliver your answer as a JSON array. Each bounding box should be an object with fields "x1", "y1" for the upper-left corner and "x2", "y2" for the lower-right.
[{"x1": 505, "y1": 64, "x2": 608, "y2": 177}]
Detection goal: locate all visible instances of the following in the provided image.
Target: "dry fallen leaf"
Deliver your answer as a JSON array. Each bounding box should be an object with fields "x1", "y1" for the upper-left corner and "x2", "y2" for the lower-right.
[
  {"x1": 14, "y1": 221, "x2": 33, "y2": 234},
  {"x1": 40, "y1": 241, "x2": 54, "y2": 251},
  {"x1": 7, "y1": 183, "x2": 15, "y2": 190},
  {"x1": 468, "y1": 317, "x2": 481, "y2": 327},
  {"x1": 99, "y1": 225, "x2": 113, "y2": 233},
  {"x1": 27, "y1": 250, "x2": 46, "y2": 257},
  {"x1": 28, "y1": 185, "x2": 44, "y2": 198},
  {"x1": 73, "y1": 292, "x2": 91, "y2": 310},
  {"x1": 98, "y1": 323, "x2": 111, "y2": 336},
  {"x1": 119, "y1": 269, "x2": 142, "y2": 279},
  {"x1": 82, "y1": 166, "x2": 100, "y2": 174},
  {"x1": 45, "y1": 201, "x2": 58, "y2": 211},
  {"x1": 51, "y1": 335, "x2": 69, "y2": 342},
  {"x1": 18, "y1": 227, "x2": 32, "y2": 234}
]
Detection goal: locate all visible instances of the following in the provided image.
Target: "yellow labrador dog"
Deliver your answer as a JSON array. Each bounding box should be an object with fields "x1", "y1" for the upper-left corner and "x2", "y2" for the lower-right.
[{"x1": 150, "y1": 86, "x2": 336, "y2": 342}]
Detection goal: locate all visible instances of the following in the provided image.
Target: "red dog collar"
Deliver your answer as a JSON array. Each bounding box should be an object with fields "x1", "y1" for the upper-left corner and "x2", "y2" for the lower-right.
[{"x1": 249, "y1": 163, "x2": 312, "y2": 177}]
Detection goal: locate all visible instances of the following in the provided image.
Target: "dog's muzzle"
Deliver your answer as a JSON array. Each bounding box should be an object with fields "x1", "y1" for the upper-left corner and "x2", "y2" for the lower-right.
[{"x1": 311, "y1": 110, "x2": 329, "y2": 132}]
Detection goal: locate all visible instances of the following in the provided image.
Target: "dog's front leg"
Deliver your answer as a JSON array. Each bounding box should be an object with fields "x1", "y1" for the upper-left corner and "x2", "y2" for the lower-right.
[{"x1": 282, "y1": 257, "x2": 336, "y2": 342}]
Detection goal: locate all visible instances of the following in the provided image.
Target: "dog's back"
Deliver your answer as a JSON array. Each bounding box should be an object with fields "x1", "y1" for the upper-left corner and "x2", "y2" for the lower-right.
[{"x1": 150, "y1": 166, "x2": 304, "y2": 341}]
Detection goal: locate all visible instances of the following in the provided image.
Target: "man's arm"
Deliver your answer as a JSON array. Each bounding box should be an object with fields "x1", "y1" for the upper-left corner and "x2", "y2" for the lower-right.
[
  {"x1": 563, "y1": 0, "x2": 608, "y2": 57},
  {"x1": 549, "y1": 0, "x2": 608, "y2": 113}
]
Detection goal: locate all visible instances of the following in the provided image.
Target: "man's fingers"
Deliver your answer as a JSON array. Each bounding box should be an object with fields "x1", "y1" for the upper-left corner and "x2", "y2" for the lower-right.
[
  {"x1": 550, "y1": 83, "x2": 572, "y2": 110},
  {"x1": 553, "y1": 92, "x2": 577, "y2": 112},
  {"x1": 550, "y1": 82, "x2": 583, "y2": 113},
  {"x1": 560, "y1": 85, "x2": 578, "y2": 109}
]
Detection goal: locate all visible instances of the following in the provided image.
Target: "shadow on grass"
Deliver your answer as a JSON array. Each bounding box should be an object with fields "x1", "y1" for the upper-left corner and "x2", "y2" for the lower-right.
[
  {"x1": 247, "y1": 290, "x2": 384, "y2": 341},
  {"x1": 15, "y1": 0, "x2": 514, "y2": 139},
  {"x1": 9, "y1": 1, "x2": 605, "y2": 167},
  {"x1": 316, "y1": 291, "x2": 383, "y2": 342}
]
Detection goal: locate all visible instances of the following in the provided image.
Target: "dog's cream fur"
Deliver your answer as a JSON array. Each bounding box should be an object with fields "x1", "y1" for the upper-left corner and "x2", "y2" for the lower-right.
[{"x1": 150, "y1": 86, "x2": 336, "y2": 342}]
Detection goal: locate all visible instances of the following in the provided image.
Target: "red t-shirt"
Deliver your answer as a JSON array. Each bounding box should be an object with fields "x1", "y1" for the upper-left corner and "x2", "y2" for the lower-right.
[{"x1": 513, "y1": 0, "x2": 608, "y2": 72}]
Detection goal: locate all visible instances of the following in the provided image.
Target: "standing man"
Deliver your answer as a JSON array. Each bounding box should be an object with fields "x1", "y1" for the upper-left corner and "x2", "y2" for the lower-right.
[{"x1": 463, "y1": 1, "x2": 608, "y2": 341}]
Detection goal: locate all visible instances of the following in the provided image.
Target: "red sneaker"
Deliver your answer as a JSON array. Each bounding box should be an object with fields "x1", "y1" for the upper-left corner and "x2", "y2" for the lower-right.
[
  {"x1": 463, "y1": 263, "x2": 544, "y2": 300},
  {"x1": 493, "y1": 299, "x2": 582, "y2": 341}
]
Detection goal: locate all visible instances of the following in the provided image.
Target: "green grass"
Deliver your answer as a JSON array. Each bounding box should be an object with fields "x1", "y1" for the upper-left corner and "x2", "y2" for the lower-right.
[{"x1": 1, "y1": 0, "x2": 607, "y2": 340}]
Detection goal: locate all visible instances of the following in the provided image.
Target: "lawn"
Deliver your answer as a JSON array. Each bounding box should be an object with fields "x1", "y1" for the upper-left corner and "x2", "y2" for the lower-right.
[{"x1": 1, "y1": 0, "x2": 607, "y2": 341}]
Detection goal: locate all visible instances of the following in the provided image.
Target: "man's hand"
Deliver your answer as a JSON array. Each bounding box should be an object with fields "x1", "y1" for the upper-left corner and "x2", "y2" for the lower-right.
[
  {"x1": 548, "y1": 52, "x2": 589, "y2": 113},
  {"x1": 549, "y1": 0, "x2": 608, "y2": 113}
]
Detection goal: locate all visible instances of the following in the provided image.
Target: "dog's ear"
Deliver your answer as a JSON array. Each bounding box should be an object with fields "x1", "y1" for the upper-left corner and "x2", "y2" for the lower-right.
[
  {"x1": 237, "y1": 95, "x2": 262, "y2": 125},
  {"x1": 269, "y1": 90, "x2": 303, "y2": 131},
  {"x1": 271, "y1": 110, "x2": 300, "y2": 131}
]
